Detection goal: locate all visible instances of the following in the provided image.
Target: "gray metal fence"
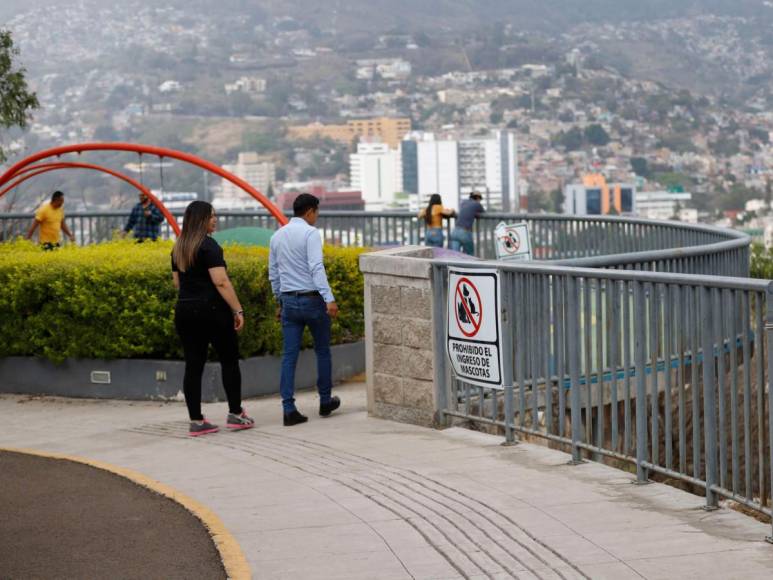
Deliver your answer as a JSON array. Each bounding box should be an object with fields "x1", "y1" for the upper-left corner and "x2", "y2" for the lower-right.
[
  {"x1": 432, "y1": 258, "x2": 773, "y2": 536},
  {"x1": 0, "y1": 210, "x2": 750, "y2": 276}
]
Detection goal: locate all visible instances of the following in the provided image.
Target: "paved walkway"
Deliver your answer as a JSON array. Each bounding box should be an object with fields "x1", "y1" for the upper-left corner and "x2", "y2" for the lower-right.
[
  {"x1": 0, "y1": 451, "x2": 226, "y2": 579},
  {"x1": 2, "y1": 382, "x2": 773, "y2": 579}
]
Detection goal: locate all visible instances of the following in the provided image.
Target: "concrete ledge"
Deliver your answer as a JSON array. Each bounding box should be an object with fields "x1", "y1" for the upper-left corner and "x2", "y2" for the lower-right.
[
  {"x1": 0, "y1": 341, "x2": 364, "y2": 401},
  {"x1": 359, "y1": 246, "x2": 433, "y2": 279}
]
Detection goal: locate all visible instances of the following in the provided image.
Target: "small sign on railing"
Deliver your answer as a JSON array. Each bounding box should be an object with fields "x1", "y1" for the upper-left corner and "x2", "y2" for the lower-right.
[
  {"x1": 446, "y1": 268, "x2": 503, "y2": 389},
  {"x1": 494, "y1": 221, "x2": 531, "y2": 261}
]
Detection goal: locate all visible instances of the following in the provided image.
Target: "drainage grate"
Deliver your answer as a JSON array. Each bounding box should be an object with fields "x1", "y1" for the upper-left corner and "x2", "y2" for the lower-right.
[{"x1": 90, "y1": 370, "x2": 111, "y2": 384}]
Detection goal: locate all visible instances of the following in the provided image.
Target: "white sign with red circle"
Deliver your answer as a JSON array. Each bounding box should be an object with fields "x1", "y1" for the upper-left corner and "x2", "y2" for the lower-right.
[
  {"x1": 494, "y1": 222, "x2": 531, "y2": 262},
  {"x1": 446, "y1": 268, "x2": 502, "y2": 388}
]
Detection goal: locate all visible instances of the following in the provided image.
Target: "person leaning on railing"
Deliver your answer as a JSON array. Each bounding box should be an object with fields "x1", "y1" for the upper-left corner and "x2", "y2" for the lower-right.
[
  {"x1": 418, "y1": 193, "x2": 456, "y2": 248},
  {"x1": 450, "y1": 191, "x2": 485, "y2": 255},
  {"x1": 171, "y1": 200, "x2": 255, "y2": 437}
]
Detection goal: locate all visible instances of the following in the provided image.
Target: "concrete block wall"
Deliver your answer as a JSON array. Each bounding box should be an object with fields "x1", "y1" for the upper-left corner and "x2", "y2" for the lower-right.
[{"x1": 360, "y1": 247, "x2": 439, "y2": 427}]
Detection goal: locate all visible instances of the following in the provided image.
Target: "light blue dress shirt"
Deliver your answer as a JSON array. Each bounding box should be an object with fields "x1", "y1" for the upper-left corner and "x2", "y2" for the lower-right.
[{"x1": 269, "y1": 217, "x2": 335, "y2": 303}]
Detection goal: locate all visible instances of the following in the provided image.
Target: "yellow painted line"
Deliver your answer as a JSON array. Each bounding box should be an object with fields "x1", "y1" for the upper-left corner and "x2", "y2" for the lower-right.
[{"x1": 0, "y1": 446, "x2": 251, "y2": 580}]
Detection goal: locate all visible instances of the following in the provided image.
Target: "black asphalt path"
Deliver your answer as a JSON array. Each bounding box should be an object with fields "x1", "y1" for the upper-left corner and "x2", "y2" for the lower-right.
[{"x1": 0, "y1": 451, "x2": 226, "y2": 580}]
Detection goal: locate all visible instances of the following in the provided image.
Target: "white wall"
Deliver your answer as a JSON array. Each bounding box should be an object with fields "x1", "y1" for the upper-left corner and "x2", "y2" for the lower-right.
[
  {"x1": 417, "y1": 140, "x2": 459, "y2": 211},
  {"x1": 350, "y1": 143, "x2": 401, "y2": 210}
]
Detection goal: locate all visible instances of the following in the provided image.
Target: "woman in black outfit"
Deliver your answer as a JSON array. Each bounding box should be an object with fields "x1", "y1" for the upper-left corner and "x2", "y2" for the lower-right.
[{"x1": 171, "y1": 201, "x2": 254, "y2": 436}]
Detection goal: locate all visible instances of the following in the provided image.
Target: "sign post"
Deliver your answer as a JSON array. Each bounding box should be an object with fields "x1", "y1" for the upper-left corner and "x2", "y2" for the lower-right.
[
  {"x1": 494, "y1": 222, "x2": 532, "y2": 262},
  {"x1": 446, "y1": 268, "x2": 503, "y2": 389}
]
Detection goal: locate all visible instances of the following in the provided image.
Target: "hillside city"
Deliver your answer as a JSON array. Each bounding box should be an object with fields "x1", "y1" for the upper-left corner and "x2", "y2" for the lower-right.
[{"x1": 2, "y1": 1, "x2": 773, "y2": 240}]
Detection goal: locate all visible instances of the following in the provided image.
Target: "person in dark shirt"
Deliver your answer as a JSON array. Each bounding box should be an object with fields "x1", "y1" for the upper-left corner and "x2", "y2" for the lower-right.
[
  {"x1": 450, "y1": 191, "x2": 486, "y2": 255},
  {"x1": 171, "y1": 201, "x2": 254, "y2": 436},
  {"x1": 124, "y1": 192, "x2": 164, "y2": 241}
]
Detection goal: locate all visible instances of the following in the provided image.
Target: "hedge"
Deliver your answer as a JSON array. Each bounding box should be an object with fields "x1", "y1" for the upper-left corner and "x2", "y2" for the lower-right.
[{"x1": 0, "y1": 240, "x2": 366, "y2": 363}]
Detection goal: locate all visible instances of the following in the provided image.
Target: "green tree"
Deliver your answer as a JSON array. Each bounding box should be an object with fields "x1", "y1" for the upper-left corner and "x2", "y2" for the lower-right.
[
  {"x1": 550, "y1": 188, "x2": 564, "y2": 212},
  {"x1": 0, "y1": 30, "x2": 39, "y2": 162},
  {"x1": 527, "y1": 190, "x2": 552, "y2": 212},
  {"x1": 584, "y1": 124, "x2": 610, "y2": 146},
  {"x1": 749, "y1": 127, "x2": 770, "y2": 145},
  {"x1": 630, "y1": 157, "x2": 650, "y2": 178},
  {"x1": 558, "y1": 127, "x2": 584, "y2": 151}
]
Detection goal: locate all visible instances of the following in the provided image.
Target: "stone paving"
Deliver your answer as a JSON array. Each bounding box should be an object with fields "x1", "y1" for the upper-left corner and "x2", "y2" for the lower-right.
[{"x1": 2, "y1": 382, "x2": 773, "y2": 579}]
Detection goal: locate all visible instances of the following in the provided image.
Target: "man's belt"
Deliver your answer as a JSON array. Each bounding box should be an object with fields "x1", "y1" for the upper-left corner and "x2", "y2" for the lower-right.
[{"x1": 282, "y1": 290, "x2": 319, "y2": 297}]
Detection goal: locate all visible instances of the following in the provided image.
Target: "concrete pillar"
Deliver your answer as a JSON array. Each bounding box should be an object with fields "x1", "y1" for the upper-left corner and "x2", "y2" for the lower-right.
[{"x1": 360, "y1": 247, "x2": 440, "y2": 427}]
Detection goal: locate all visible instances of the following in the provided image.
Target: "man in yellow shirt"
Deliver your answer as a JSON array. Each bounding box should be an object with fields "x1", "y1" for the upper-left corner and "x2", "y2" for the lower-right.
[{"x1": 26, "y1": 191, "x2": 76, "y2": 249}]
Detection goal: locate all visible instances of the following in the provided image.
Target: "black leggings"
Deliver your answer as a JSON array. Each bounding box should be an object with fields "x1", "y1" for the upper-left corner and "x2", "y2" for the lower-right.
[{"x1": 174, "y1": 301, "x2": 242, "y2": 420}]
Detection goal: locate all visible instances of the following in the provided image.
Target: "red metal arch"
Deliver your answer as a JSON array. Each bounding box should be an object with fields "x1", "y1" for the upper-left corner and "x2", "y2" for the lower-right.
[
  {"x1": 0, "y1": 161, "x2": 181, "y2": 235},
  {"x1": 0, "y1": 143, "x2": 288, "y2": 226}
]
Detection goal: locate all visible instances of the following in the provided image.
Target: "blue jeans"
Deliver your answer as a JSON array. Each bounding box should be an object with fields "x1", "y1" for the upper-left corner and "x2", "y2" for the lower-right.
[
  {"x1": 425, "y1": 227, "x2": 444, "y2": 248},
  {"x1": 449, "y1": 227, "x2": 474, "y2": 255},
  {"x1": 280, "y1": 294, "x2": 333, "y2": 413}
]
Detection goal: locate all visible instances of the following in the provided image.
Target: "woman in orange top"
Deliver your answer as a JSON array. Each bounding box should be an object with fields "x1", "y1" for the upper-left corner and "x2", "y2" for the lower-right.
[{"x1": 418, "y1": 194, "x2": 456, "y2": 248}]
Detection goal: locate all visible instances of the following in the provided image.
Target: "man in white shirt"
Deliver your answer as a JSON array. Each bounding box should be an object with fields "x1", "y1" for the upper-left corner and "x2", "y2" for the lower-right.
[{"x1": 269, "y1": 193, "x2": 341, "y2": 426}]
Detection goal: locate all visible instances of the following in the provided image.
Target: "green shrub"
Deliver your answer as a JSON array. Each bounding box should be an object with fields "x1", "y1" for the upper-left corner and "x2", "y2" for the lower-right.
[
  {"x1": 750, "y1": 242, "x2": 773, "y2": 280},
  {"x1": 0, "y1": 239, "x2": 366, "y2": 363}
]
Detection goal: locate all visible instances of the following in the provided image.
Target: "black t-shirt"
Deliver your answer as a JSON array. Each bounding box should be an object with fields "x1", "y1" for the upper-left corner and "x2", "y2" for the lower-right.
[{"x1": 171, "y1": 237, "x2": 227, "y2": 303}]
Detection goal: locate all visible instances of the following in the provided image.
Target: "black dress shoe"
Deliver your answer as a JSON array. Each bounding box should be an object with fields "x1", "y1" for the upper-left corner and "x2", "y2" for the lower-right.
[
  {"x1": 283, "y1": 410, "x2": 308, "y2": 426},
  {"x1": 319, "y1": 396, "x2": 341, "y2": 418}
]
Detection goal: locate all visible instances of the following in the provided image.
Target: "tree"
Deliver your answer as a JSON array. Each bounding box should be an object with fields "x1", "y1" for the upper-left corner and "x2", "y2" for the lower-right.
[
  {"x1": 558, "y1": 127, "x2": 584, "y2": 151},
  {"x1": 749, "y1": 127, "x2": 770, "y2": 145},
  {"x1": 584, "y1": 124, "x2": 610, "y2": 146},
  {"x1": 527, "y1": 190, "x2": 552, "y2": 212},
  {"x1": 630, "y1": 157, "x2": 650, "y2": 178},
  {"x1": 0, "y1": 30, "x2": 39, "y2": 162},
  {"x1": 550, "y1": 188, "x2": 564, "y2": 212},
  {"x1": 414, "y1": 32, "x2": 431, "y2": 48}
]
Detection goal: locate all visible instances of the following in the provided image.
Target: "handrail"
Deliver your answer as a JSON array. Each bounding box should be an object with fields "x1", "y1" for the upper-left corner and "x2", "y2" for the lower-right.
[
  {"x1": 549, "y1": 237, "x2": 751, "y2": 268},
  {"x1": 0, "y1": 210, "x2": 751, "y2": 276},
  {"x1": 429, "y1": 256, "x2": 770, "y2": 291}
]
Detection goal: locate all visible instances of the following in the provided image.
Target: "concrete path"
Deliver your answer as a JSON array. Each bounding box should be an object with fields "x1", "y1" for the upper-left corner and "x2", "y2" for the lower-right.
[{"x1": 1, "y1": 382, "x2": 772, "y2": 579}]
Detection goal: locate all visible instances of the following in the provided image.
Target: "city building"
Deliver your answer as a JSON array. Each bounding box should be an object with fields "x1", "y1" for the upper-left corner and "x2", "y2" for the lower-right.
[
  {"x1": 153, "y1": 191, "x2": 198, "y2": 212},
  {"x1": 355, "y1": 58, "x2": 412, "y2": 81},
  {"x1": 636, "y1": 190, "x2": 693, "y2": 221},
  {"x1": 745, "y1": 199, "x2": 771, "y2": 214},
  {"x1": 224, "y1": 76, "x2": 267, "y2": 95},
  {"x1": 276, "y1": 186, "x2": 364, "y2": 211},
  {"x1": 216, "y1": 152, "x2": 275, "y2": 210},
  {"x1": 416, "y1": 136, "x2": 459, "y2": 211},
  {"x1": 563, "y1": 174, "x2": 636, "y2": 215},
  {"x1": 158, "y1": 80, "x2": 181, "y2": 93},
  {"x1": 401, "y1": 130, "x2": 519, "y2": 212},
  {"x1": 288, "y1": 117, "x2": 411, "y2": 149},
  {"x1": 349, "y1": 142, "x2": 402, "y2": 211}
]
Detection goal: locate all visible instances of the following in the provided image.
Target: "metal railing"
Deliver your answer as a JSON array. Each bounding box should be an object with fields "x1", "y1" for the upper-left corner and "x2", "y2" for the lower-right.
[
  {"x1": 0, "y1": 210, "x2": 750, "y2": 275},
  {"x1": 431, "y1": 258, "x2": 773, "y2": 534}
]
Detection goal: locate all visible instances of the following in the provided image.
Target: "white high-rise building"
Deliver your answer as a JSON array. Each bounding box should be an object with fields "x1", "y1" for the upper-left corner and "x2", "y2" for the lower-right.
[
  {"x1": 401, "y1": 130, "x2": 519, "y2": 212},
  {"x1": 349, "y1": 143, "x2": 402, "y2": 211},
  {"x1": 457, "y1": 136, "x2": 513, "y2": 210},
  {"x1": 217, "y1": 152, "x2": 276, "y2": 210},
  {"x1": 635, "y1": 190, "x2": 692, "y2": 221},
  {"x1": 417, "y1": 138, "x2": 459, "y2": 211}
]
